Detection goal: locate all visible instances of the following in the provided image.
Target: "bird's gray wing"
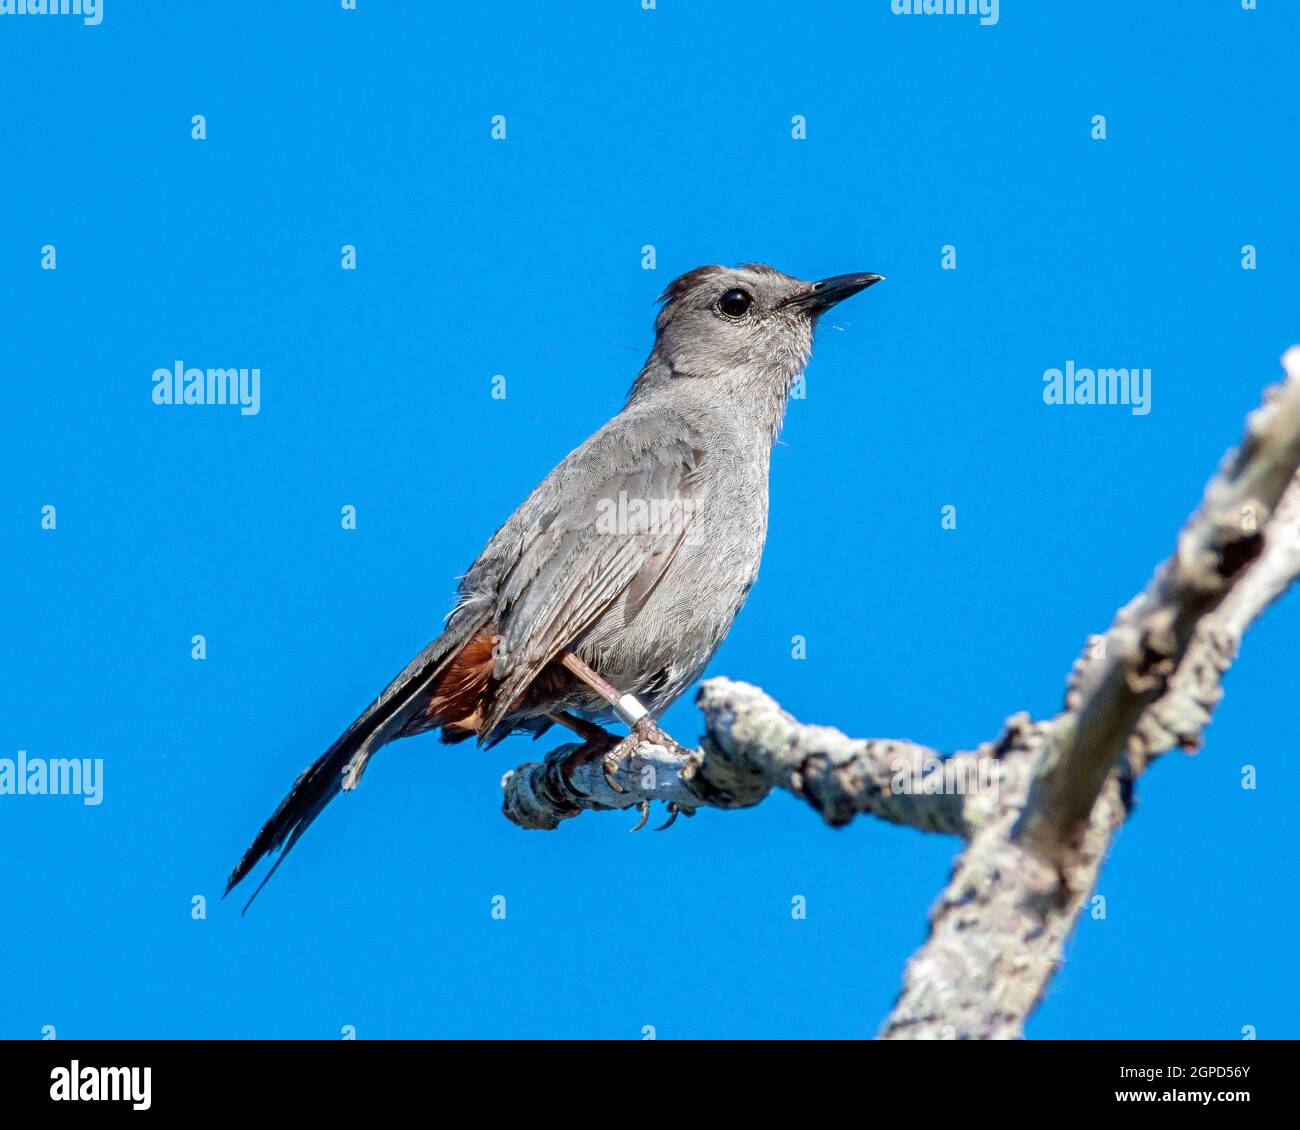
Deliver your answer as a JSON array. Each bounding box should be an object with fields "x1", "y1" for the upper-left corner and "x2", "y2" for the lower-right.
[{"x1": 473, "y1": 421, "x2": 705, "y2": 736}]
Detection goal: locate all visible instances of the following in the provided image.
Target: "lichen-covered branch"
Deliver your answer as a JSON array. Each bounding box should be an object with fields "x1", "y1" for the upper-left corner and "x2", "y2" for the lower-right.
[
  {"x1": 498, "y1": 348, "x2": 1300, "y2": 1041},
  {"x1": 882, "y1": 349, "x2": 1300, "y2": 1039},
  {"x1": 1018, "y1": 348, "x2": 1300, "y2": 856},
  {"x1": 501, "y1": 679, "x2": 976, "y2": 836}
]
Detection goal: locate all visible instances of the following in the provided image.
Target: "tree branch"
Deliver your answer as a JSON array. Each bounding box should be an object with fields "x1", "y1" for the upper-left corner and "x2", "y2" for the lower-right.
[
  {"x1": 501, "y1": 680, "x2": 975, "y2": 837},
  {"x1": 882, "y1": 348, "x2": 1300, "y2": 1039},
  {"x1": 498, "y1": 348, "x2": 1300, "y2": 1039},
  {"x1": 1017, "y1": 348, "x2": 1300, "y2": 855}
]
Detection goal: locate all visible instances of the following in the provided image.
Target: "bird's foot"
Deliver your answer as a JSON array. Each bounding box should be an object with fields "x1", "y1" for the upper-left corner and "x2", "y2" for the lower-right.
[
  {"x1": 555, "y1": 714, "x2": 686, "y2": 818},
  {"x1": 601, "y1": 731, "x2": 641, "y2": 793},
  {"x1": 558, "y1": 729, "x2": 621, "y2": 797},
  {"x1": 602, "y1": 719, "x2": 678, "y2": 793},
  {"x1": 633, "y1": 716, "x2": 677, "y2": 749}
]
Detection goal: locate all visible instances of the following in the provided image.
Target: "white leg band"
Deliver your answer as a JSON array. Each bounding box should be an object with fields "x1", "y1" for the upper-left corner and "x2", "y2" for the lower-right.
[{"x1": 614, "y1": 693, "x2": 648, "y2": 726}]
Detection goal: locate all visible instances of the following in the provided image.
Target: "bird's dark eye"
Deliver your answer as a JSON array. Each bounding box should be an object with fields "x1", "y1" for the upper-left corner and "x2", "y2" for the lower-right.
[{"x1": 717, "y1": 288, "x2": 753, "y2": 318}]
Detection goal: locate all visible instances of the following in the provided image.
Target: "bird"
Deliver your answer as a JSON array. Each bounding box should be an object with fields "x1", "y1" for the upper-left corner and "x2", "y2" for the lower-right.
[{"x1": 226, "y1": 262, "x2": 883, "y2": 909}]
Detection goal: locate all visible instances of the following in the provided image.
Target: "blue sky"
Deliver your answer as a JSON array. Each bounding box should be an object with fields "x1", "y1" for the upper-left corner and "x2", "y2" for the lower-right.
[{"x1": 1, "y1": 1, "x2": 1297, "y2": 1039}]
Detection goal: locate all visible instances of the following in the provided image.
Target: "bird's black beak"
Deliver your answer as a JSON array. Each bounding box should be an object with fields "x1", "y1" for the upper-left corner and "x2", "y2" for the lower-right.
[{"x1": 785, "y1": 272, "x2": 885, "y2": 313}]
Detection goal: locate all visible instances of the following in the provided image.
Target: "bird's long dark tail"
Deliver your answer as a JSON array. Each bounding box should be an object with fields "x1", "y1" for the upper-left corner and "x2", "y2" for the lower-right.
[{"x1": 225, "y1": 618, "x2": 484, "y2": 913}]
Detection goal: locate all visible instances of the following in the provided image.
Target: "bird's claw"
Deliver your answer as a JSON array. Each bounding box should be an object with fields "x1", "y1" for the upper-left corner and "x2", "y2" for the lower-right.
[
  {"x1": 603, "y1": 747, "x2": 627, "y2": 793},
  {"x1": 654, "y1": 803, "x2": 680, "y2": 832},
  {"x1": 629, "y1": 799, "x2": 651, "y2": 832}
]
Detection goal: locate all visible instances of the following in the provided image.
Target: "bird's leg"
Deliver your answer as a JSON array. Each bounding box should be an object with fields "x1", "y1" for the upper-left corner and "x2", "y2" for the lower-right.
[
  {"x1": 557, "y1": 650, "x2": 680, "y2": 792},
  {"x1": 548, "y1": 710, "x2": 620, "y2": 795},
  {"x1": 548, "y1": 710, "x2": 638, "y2": 795},
  {"x1": 549, "y1": 708, "x2": 617, "y2": 745}
]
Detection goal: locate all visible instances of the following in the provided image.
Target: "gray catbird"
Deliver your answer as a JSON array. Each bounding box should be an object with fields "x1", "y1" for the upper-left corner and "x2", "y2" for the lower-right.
[{"x1": 227, "y1": 262, "x2": 882, "y2": 906}]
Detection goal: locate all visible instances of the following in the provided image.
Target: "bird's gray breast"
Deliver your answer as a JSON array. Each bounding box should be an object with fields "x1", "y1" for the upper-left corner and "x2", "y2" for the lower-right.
[{"x1": 578, "y1": 445, "x2": 771, "y2": 714}]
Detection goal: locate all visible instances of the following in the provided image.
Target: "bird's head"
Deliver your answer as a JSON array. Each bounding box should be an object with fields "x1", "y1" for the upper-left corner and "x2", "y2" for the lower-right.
[{"x1": 632, "y1": 263, "x2": 883, "y2": 415}]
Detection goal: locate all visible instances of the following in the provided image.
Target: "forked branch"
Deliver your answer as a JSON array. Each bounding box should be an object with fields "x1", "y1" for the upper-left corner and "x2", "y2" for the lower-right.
[{"x1": 501, "y1": 348, "x2": 1300, "y2": 1039}]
